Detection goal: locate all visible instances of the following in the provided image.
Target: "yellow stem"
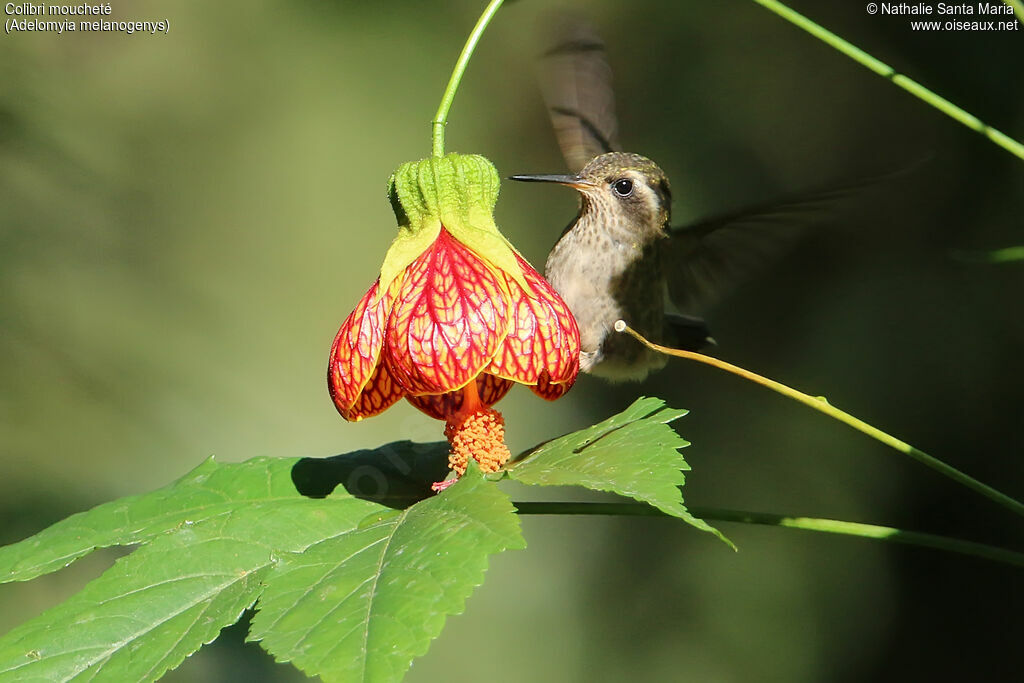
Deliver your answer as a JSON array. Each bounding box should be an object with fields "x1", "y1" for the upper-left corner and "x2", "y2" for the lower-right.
[{"x1": 614, "y1": 320, "x2": 1024, "y2": 518}]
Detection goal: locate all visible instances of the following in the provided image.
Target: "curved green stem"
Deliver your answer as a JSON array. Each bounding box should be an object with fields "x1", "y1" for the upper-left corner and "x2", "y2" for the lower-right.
[
  {"x1": 616, "y1": 321, "x2": 1024, "y2": 519},
  {"x1": 432, "y1": 0, "x2": 506, "y2": 158},
  {"x1": 750, "y1": 0, "x2": 1024, "y2": 162},
  {"x1": 1005, "y1": 0, "x2": 1024, "y2": 23},
  {"x1": 512, "y1": 502, "x2": 1024, "y2": 568}
]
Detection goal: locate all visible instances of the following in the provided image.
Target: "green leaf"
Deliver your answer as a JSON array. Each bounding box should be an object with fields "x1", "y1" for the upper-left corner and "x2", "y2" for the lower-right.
[
  {"x1": 249, "y1": 463, "x2": 525, "y2": 683},
  {"x1": 0, "y1": 442, "x2": 448, "y2": 585},
  {"x1": 0, "y1": 442, "x2": 474, "y2": 681},
  {"x1": 0, "y1": 486, "x2": 382, "y2": 681},
  {"x1": 0, "y1": 399, "x2": 719, "y2": 681},
  {"x1": 507, "y1": 397, "x2": 732, "y2": 547}
]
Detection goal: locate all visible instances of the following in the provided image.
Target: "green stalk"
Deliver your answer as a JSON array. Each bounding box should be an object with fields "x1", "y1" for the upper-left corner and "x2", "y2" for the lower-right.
[
  {"x1": 616, "y1": 321, "x2": 1024, "y2": 519},
  {"x1": 432, "y1": 0, "x2": 506, "y2": 158},
  {"x1": 750, "y1": 0, "x2": 1024, "y2": 162},
  {"x1": 952, "y1": 245, "x2": 1024, "y2": 264},
  {"x1": 512, "y1": 502, "x2": 1024, "y2": 568},
  {"x1": 1004, "y1": 0, "x2": 1024, "y2": 23}
]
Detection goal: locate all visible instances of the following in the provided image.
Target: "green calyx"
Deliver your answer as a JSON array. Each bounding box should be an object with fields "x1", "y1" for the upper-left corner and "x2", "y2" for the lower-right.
[{"x1": 378, "y1": 153, "x2": 529, "y2": 297}]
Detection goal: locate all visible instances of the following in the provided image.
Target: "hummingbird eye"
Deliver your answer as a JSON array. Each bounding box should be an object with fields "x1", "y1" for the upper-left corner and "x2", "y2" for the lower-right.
[{"x1": 611, "y1": 178, "x2": 634, "y2": 198}]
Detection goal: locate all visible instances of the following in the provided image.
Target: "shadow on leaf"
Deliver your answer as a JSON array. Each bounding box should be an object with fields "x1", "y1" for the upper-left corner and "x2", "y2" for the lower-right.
[{"x1": 290, "y1": 440, "x2": 450, "y2": 509}]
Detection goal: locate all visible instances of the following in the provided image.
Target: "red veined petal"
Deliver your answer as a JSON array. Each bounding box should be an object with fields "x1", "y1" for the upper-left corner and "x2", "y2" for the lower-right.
[
  {"x1": 328, "y1": 279, "x2": 404, "y2": 420},
  {"x1": 487, "y1": 254, "x2": 580, "y2": 397},
  {"x1": 345, "y1": 360, "x2": 405, "y2": 420},
  {"x1": 531, "y1": 369, "x2": 572, "y2": 400},
  {"x1": 406, "y1": 392, "x2": 459, "y2": 422},
  {"x1": 406, "y1": 373, "x2": 514, "y2": 420},
  {"x1": 478, "y1": 372, "x2": 515, "y2": 407},
  {"x1": 386, "y1": 229, "x2": 511, "y2": 394}
]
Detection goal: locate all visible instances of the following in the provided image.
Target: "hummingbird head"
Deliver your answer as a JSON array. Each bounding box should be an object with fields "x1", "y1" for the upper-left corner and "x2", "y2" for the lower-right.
[{"x1": 511, "y1": 152, "x2": 672, "y2": 238}]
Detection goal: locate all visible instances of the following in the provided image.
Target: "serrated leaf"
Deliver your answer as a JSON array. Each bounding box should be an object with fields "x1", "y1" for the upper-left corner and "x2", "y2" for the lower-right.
[
  {"x1": 249, "y1": 463, "x2": 525, "y2": 683},
  {"x1": 0, "y1": 443, "x2": 454, "y2": 681},
  {"x1": 0, "y1": 398, "x2": 723, "y2": 682},
  {"x1": 508, "y1": 397, "x2": 731, "y2": 546},
  {"x1": 0, "y1": 442, "x2": 448, "y2": 584},
  {"x1": 0, "y1": 486, "x2": 384, "y2": 681}
]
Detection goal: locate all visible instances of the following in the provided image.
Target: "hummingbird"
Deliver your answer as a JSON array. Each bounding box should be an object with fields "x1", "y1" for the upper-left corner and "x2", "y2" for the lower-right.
[
  {"x1": 512, "y1": 151, "x2": 695, "y2": 380},
  {"x1": 511, "y1": 20, "x2": 879, "y2": 381}
]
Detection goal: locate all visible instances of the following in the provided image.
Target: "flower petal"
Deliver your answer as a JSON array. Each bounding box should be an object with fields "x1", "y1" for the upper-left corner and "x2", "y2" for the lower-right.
[
  {"x1": 487, "y1": 254, "x2": 580, "y2": 398},
  {"x1": 478, "y1": 372, "x2": 515, "y2": 407},
  {"x1": 531, "y1": 369, "x2": 572, "y2": 401},
  {"x1": 406, "y1": 373, "x2": 514, "y2": 421},
  {"x1": 386, "y1": 229, "x2": 511, "y2": 394},
  {"x1": 346, "y1": 361, "x2": 405, "y2": 420},
  {"x1": 328, "y1": 280, "x2": 404, "y2": 420},
  {"x1": 405, "y1": 393, "x2": 459, "y2": 422}
]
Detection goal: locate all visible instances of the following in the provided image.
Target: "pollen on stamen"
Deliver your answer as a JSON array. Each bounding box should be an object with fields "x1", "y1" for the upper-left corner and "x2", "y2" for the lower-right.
[{"x1": 443, "y1": 408, "x2": 511, "y2": 476}]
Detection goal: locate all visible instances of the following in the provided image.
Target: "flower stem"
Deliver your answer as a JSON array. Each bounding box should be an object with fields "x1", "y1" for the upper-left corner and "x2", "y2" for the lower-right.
[
  {"x1": 749, "y1": 0, "x2": 1024, "y2": 162},
  {"x1": 512, "y1": 502, "x2": 1024, "y2": 568},
  {"x1": 951, "y1": 245, "x2": 1024, "y2": 264},
  {"x1": 432, "y1": 0, "x2": 506, "y2": 158},
  {"x1": 1004, "y1": 0, "x2": 1024, "y2": 23},
  {"x1": 615, "y1": 321, "x2": 1024, "y2": 519}
]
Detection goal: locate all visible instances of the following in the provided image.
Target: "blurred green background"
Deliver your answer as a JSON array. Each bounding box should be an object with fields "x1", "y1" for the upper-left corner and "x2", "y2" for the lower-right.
[{"x1": 2, "y1": 0, "x2": 1021, "y2": 680}]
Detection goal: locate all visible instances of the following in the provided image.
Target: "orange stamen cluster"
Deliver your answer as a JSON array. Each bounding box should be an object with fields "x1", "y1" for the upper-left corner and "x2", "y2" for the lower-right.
[{"x1": 444, "y1": 407, "x2": 510, "y2": 476}]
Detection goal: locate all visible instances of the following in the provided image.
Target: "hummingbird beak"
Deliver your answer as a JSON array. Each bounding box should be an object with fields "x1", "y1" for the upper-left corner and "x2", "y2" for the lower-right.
[{"x1": 508, "y1": 174, "x2": 597, "y2": 192}]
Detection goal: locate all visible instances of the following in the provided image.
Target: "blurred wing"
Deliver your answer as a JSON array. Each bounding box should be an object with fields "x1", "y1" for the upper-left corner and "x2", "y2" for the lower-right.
[
  {"x1": 538, "y1": 18, "x2": 620, "y2": 172},
  {"x1": 665, "y1": 175, "x2": 891, "y2": 314}
]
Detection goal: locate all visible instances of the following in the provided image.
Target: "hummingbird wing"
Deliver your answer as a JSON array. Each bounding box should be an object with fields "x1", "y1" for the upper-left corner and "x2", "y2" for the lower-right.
[
  {"x1": 538, "y1": 18, "x2": 621, "y2": 172},
  {"x1": 663, "y1": 177, "x2": 888, "y2": 314},
  {"x1": 664, "y1": 313, "x2": 715, "y2": 351}
]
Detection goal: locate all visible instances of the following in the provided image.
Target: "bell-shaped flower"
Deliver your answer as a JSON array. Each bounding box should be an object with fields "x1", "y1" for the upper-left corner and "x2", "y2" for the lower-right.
[{"x1": 328, "y1": 154, "x2": 580, "y2": 486}]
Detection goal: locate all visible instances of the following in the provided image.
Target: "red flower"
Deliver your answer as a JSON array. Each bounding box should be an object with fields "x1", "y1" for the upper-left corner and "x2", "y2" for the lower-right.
[{"x1": 327, "y1": 154, "x2": 580, "y2": 486}]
